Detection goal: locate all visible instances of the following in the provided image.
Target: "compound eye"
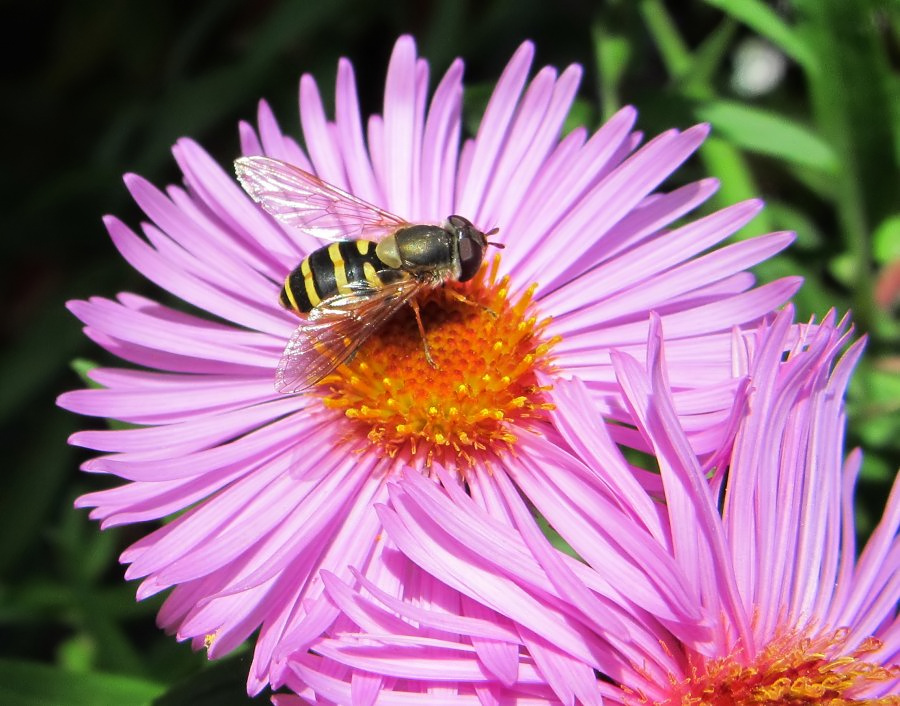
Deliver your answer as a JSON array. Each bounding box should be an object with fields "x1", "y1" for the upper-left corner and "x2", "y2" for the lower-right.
[
  {"x1": 457, "y1": 235, "x2": 485, "y2": 281},
  {"x1": 448, "y1": 215, "x2": 471, "y2": 230}
]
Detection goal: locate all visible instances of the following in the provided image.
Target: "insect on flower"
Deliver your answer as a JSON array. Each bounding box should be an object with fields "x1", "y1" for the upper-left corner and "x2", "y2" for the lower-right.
[{"x1": 235, "y1": 156, "x2": 503, "y2": 393}]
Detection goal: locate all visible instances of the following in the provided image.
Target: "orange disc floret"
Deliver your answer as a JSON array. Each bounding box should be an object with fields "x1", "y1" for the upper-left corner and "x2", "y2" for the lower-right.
[
  {"x1": 319, "y1": 256, "x2": 558, "y2": 468},
  {"x1": 640, "y1": 629, "x2": 900, "y2": 706}
]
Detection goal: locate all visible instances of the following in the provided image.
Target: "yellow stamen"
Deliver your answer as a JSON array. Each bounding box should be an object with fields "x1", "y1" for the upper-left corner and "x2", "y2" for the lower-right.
[
  {"x1": 318, "y1": 256, "x2": 557, "y2": 468},
  {"x1": 629, "y1": 628, "x2": 900, "y2": 706}
]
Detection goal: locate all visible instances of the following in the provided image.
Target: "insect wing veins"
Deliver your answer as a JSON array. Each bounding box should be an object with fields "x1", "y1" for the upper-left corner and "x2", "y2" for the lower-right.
[{"x1": 235, "y1": 156, "x2": 407, "y2": 242}]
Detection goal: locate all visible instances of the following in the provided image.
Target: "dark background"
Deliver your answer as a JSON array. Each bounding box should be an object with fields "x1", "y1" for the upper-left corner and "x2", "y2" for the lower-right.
[{"x1": 2, "y1": 1, "x2": 897, "y2": 703}]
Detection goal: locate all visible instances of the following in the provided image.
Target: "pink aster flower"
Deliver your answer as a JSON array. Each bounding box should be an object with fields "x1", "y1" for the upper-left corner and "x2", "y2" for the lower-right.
[
  {"x1": 364, "y1": 309, "x2": 899, "y2": 704},
  {"x1": 59, "y1": 35, "x2": 801, "y2": 698}
]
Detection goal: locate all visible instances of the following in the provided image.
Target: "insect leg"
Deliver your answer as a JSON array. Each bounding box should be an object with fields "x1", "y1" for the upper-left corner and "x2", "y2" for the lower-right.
[
  {"x1": 444, "y1": 288, "x2": 499, "y2": 318},
  {"x1": 409, "y1": 298, "x2": 437, "y2": 368}
]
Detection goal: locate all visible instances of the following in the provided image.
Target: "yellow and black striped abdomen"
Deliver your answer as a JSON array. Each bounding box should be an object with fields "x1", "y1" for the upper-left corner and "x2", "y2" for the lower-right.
[{"x1": 279, "y1": 240, "x2": 399, "y2": 314}]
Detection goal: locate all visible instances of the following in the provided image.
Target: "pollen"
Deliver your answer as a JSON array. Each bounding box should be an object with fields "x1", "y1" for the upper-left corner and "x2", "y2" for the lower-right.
[
  {"x1": 318, "y1": 257, "x2": 558, "y2": 468},
  {"x1": 636, "y1": 628, "x2": 900, "y2": 706}
]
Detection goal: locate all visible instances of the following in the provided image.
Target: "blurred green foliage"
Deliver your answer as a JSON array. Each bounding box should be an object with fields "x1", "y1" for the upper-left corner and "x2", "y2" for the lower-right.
[{"x1": 2, "y1": 0, "x2": 898, "y2": 703}]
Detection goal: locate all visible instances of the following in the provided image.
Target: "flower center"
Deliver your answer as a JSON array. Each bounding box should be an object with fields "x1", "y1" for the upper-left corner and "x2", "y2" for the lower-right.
[
  {"x1": 318, "y1": 257, "x2": 558, "y2": 467},
  {"x1": 645, "y1": 629, "x2": 900, "y2": 706}
]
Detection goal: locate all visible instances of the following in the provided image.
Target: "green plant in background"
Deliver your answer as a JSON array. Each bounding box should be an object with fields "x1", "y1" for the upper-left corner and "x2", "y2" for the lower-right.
[
  {"x1": 1, "y1": 1, "x2": 897, "y2": 703},
  {"x1": 598, "y1": 0, "x2": 900, "y2": 531}
]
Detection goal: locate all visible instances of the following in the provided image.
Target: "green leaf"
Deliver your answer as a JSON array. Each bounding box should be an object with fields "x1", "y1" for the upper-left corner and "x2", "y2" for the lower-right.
[
  {"x1": 0, "y1": 660, "x2": 164, "y2": 706},
  {"x1": 752, "y1": 255, "x2": 842, "y2": 322},
  {"x1": 67, "y1": 358, "x2": 139, "y2": 430},
  {"x1": 702, "y1": 0, "x2": 815, "y2": 70},
  {"x1": 765, "y1": 201, "x2": 824, "y2": 250},
  {"x1": 873, "y1": 214, "x2": 900, "y2": 265},
  {"x1": 851, "y1": 364, "x2": 900, "y2": 450},
  {"x1": 858, "y1": 452, "x2": 895, "y2": 484},
  {"x1": 57, "y1": 636, "x2": 96, "y2": 673},
  {"x1": 796, "y1": 0, "x2": 898, "y2": 333},
  {"x1": 797, "y1": 0, "x2": 898, "y2": 225},
  {"x1": 639, "y1": 0, "x2": 692, "y2": 79},
  {"x1": 591, "y1": 22, "x2": 632, "y2": 119},
  {"x1": 152, "y1": 656, "x2": 255, "y2": 706},
  {"x1": 0, "y1": 411, "x2": 77, "y2": 573},
  {"x1": 70, "y1": 359, "x2": 102, "y2": 388},
  {"x1": 682, "y1": 18, "x2": 738, "y2": 98},
  {"x1": 562, "y1": 98, "x2": 596, "y2": 135},
  {"x1": 698, "y1": 135, "x2": 772, "y2": 238},
  {"x1": 462, "y1": 82, "x2": 493, "y2": 137},
  {"x1": 0, "y1": 297, "x2": 93, "y2": 425},
  {"x1": 828, "y1": 252, "x2": 857, "y2": 288},
  {"x1": 534, "y1": 513, "x2": 580, "y2": 560},
  {"x1": 695, "y1": 101, "x2": 838, "y2": 173}
]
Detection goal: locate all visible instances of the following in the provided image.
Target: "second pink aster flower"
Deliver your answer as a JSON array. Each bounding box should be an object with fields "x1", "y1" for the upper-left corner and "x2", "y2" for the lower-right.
[
  {"x1": 59, "y1": 36, "x2": 800, "y2": 698},
  {"x1": 365, "y1": 310, "x2": 898, "y2": 704}
]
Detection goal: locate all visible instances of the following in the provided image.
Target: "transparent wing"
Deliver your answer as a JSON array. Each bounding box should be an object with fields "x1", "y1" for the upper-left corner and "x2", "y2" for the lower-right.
[
  {"x1": 235, "y1": 156, "x2": 408, "y2": 242},
  {"x1": 275, "y1": 277, "x2": 423, "y2": 393}
]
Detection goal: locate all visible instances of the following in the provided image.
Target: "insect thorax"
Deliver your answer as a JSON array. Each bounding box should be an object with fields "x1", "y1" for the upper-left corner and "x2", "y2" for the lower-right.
[{"x1": 384, "y1": 225, "x2": 458, "y2": 280}]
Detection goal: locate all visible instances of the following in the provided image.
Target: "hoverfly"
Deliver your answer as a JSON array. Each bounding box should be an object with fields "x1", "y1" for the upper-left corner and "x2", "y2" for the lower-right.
[{"x1": 234, "y1": 156, "x2": 502, "y2": 393}]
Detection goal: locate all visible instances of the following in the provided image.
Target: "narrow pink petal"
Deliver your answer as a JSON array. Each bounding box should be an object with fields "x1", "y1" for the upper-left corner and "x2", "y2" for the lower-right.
[
  {"x1": 457, "y1": 41, "x2": 535, "y2": 218},
  {"x1": 725, "y1": 308, "x2": 800, "y2": 603},
  {"x1": 461, "y1": 595, "x2": 520, "y2": 686},
  {"x1": 323, "y1": 571, "x2": 423, "y2": 637},
  {"x1": 541, "y1": 199, "x2": 765, "y2": 319},
  {"x1": 174, "y1": 138, "x2": 298, "y2": 262},
  {"x1": 779, "y1": 332, "x2": 852, "y2": 630},
  {"x1": 520, "y1": 630, "x2": 602, "y2": 706},
  {"x1": 103, "y1": 216, "x2": 289, "y2": 335},
  {"x1": 132, "y1": 443, "x2": 346, "y2": 583},
  {"x1": 492, "y1": 126, "x2": 587, "y2": 262},
  {"x1": 495, "y1": 467, "x2": 636, "y2": 633},
  {"x1": 515, "y1": 126, "x2": 710, "y2": 288},
  {"x1": 351, "y1": 671, "x2": 383, "y2": 706},
  {"x1": 298, "y1": 74, "x2": 345, "y2": 188},
  {"x1": 549, "y1": 376, "x2": 667, "y2": 541},
  {"x1": 314, "y1": 637, "x2": 497, "y2": 682},
  {"x1": 408, "y1": 58, "x2": 429, "y2": 219},
  {"x1": 68, "y1": 298, "x2": 277, "y2": 368},
  {"x1": 337, "y1": 570, "x2": 520, "y2": 643},
  {"x1": 288, "y1": 656, "x2": 555, "y2": 704},
  {"x1": 212, "y1": 459, "x2": 378, "y2": 599},
  {"x1": 166, "y1": 178, "x2": 300, "y2": 264},
  {"x1": 286, "y1": 650, "x2": 557, "y2": 704},
  {"x1": 254, "y1": 478, "x2": 381, "y2": 688},
  {"x1": 270, "y1": 473, "x2": 386, "y2": 654},
  {"x1": 335, "y1": 57, "x2": 380, "y2": 205},
  {"x1": 478, "y1": 64, "x2": 582, "y2": 232},
  {"x1": 76, "y1": 325, "x2": 264, "y2": 376},
  {"x1": 376, "y1": 488, "x2": 601, "y2": 667},
  {"x1": 825, "y1": 448, "x2": 864, "y2": 624},
  {"x1": 238, "y1": 120, "x2": 263, "y2": 156},
  {"x1": 257, "y1": 99, "x2": 311, "y2": 167},
  {"x1": 420, "y1": 59, "x2": 463, "y2": 220},
  {"x1": 613, "y1": 318, "x2": 754, "y2": 653},
  {"x1": 85, "y1": 411, "x2": 312, "y2": 481},
  {"x1": 508, "y1": 438, "x2": 706, "y2": 632},
  {"x1": 556, "y1": 231, "x2": 793, "y2": 326},
  {"x1": 69, "y1": 396, "x2": 302, "y2": 455},
  {"x1": 125, "y1": 173, "x2": 282, "y2": 282},
  {"x1": 59, "y1": 373, "x2": 275, "y2": 424},
  {"x1": 572, "y1": 178, "x2": 721, "y2": 276},
  {"x1": 553, "y1": 277, "x2": 802, "y2": 347},
  {"x1": 834, "y1": 454, "x2": 900, "y2": 628},
  {"x1": 382, "y1": 35, "x2": 419, "y2": 217}
]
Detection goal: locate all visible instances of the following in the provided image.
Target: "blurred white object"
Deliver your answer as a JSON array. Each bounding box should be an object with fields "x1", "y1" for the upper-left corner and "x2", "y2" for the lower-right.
[{"x1": 731, "y1": 37, "x2": 787, "y2": 97}]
